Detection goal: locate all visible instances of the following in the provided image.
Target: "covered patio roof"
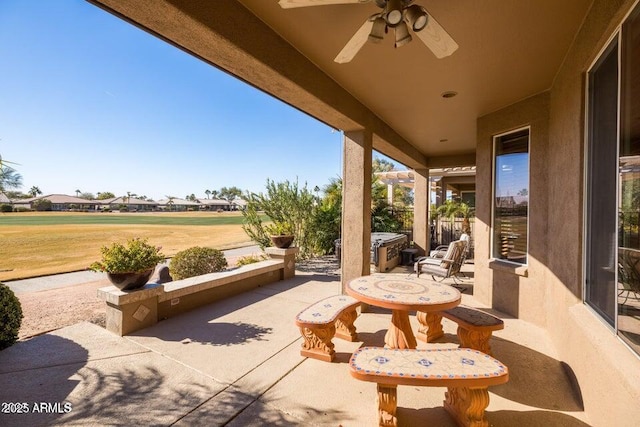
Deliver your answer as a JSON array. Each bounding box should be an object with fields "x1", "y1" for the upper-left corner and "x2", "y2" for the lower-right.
[{"x1": 88, "y1": 0, "x2": 592, "y2": 168}]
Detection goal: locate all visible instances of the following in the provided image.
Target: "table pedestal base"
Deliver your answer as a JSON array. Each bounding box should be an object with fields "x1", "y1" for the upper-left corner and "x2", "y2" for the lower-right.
[
  {"x1": 385, "y1": 310, "x2": 417, "y2": 349},
  {"x1": 444, "y1": 386, "x2": 490, "y2": 427},
  {"x1": 416, "y1": 311, "x2": 444, "y2": 343}
]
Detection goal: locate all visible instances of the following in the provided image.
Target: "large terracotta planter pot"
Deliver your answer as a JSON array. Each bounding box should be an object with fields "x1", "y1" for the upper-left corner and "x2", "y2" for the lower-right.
[
  {"x1": 270, "y1": 235, "x2": 294, "y2": 249},
  {"x1": 107, "y1": 268, "x2": 155, "y2": 291}
]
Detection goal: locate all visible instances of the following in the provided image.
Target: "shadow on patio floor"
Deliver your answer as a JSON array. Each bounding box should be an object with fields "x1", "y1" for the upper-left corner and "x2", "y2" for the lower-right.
[{"x1": 489, "y1": 336, "x2": 584, "y2": 411}]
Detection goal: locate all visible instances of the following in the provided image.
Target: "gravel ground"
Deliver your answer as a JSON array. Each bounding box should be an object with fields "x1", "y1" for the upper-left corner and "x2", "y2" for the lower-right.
[{"x1": 16, "y1": 255, "x2": 341, "y2": 340}]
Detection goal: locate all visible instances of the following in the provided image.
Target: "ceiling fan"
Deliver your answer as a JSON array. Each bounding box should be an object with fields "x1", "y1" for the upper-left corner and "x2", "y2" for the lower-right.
[{"x1": 278, "y1": 0, "x2": 458, "y2": 63}]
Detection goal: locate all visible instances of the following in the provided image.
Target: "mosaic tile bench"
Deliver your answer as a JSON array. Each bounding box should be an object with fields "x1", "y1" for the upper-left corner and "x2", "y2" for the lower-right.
[
  {"x1": 295, "y1": 294, "x2": 360, "y2": 362},
  {"x1": 416, "y1": 306, "x2": 504, "y2": 356},
  {"x1": 350, "y1": 347, "x2": 509, "y2": 427}
]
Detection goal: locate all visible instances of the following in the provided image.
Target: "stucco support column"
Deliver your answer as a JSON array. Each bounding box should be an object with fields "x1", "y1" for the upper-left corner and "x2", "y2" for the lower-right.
[
  {"x1": 413, "y1": 168, "x2": 429, "y2": 256},
  {"x1": 341, "y1": 130, "x2": 372, "y2": 292}
]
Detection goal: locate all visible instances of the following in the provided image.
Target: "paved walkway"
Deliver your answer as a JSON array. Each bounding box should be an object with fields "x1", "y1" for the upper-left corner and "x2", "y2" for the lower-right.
[
  {"x1": 5, "y1": 245, "x2": 262, "y2": 295},
  {"x1": 0, "y1": 267, "x2": 590, "y2": 426}
]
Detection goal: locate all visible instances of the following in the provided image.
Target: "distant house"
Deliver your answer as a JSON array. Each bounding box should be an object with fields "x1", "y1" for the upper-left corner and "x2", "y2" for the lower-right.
[
  {"x1": 196, "y1": 198, "x2": 230, "y2": 211},
  {"x1": 0, "y1": 192, "x2": 11, "y2": 205},
  {"x1": 97, "y1": 197, "x2": 158, "y2": 212},
  {"x1": 13, "y1": 194, "x2": 98, "y2": 211},
  {"x1": 230, "y1": 199, "x2": 247, "y2": 211},
  {"x1": 157, "y1": 197, "x2": 201, "y2": 211}
]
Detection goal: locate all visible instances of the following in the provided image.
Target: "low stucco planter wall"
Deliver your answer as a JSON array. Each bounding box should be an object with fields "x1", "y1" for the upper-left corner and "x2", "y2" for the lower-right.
[{"x1": 97, "y1": 247, "x2": 298, "y2": 336}]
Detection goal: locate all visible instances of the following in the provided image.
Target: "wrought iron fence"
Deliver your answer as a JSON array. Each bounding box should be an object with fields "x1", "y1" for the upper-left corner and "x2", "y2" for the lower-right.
[
  {"x1": 432, "y1": 218, "x2": 475, "y2": 258},
  {"x1": 388, "y1": 206, "x2": 414, "y2": 235}
]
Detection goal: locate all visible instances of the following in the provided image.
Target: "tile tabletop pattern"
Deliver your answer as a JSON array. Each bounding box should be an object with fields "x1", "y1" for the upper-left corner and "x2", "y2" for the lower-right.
[
  {"x1": 350, "y1": 347, "x2": 508, "y2": 380},
  {"x1": 347, "y1": 274, "x2": 460, "y2": 307},
  {"x1": 296, "y1": 295, "x2": 359, "y2": 324}
]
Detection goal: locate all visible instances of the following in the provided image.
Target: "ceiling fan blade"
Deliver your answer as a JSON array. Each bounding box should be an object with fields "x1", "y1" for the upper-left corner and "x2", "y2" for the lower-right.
[
  {"x1": 412, "y1": 13, "x2": 458, "y2": 59},
  {"x1": 279, "y1": 0, "x2": 370, "y2": 9},
  {"x1": 334, "y1": 18, "x2": 375, "y2": 64}
]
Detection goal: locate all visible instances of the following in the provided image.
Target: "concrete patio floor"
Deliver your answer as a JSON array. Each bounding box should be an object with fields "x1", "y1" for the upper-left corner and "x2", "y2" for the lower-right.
[{"x1": 0, "y1": 264, "x2": 592, "y2": 426}]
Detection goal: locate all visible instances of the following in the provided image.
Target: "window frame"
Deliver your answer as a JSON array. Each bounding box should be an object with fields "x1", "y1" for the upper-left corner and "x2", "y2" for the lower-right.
[
  {"x1": 490, "y1": 126, "x2": 531, "y2": 266},
  {"x1": 582, "y1": 31, "x2": 621, "y2": 331}
]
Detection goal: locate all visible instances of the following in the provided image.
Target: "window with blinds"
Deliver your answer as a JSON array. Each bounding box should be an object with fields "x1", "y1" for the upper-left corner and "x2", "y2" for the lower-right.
[{"x1": 492, "y1": 128, "x2": 530, "y2": 265}]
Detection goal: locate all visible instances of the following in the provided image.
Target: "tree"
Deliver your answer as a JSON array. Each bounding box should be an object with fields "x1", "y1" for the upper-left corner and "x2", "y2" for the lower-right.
[
  {"x1": 28, "y1": 186, "x2": 42, "y2": 197},
  {"x1": 97, "y1": 192, "x2": 115, "y2": 200},
  {"x1": 165, "y1": 195, "x2": 175, "y2": 211},
  {"x1": 242, "y1": 179, "x2": 317, "y2": 259},
  {"x1": 4, "y1": 191, "x2": 27, "y2": 199},
  {"x1": 32, "y1": 198, "x2": 52, "y2": 211},
  {"x1": 75, "y1": 189, "x2": 81, "y2": 197},
  {"x1": 210, "y1": 190, "x2": 220, "y2": 199},
  {"x1": 186, "y1": 193, "x2": 197, "y2": 202},
  {"x1": 372, "y1": 157, "x2": 396, "y2": 173},
  {"x1": 79, "y1": 192, "x2": 95, "y2": 200},
  {"x1": 0, "y1": 154, "x2": 22, "y2": 192},
  {"x1": 124, "y1": 191, "x2": 137, "y2": 205},
  {"x1": 436, "y1": 199, "x2": 474, "y2": 234},
  {"x1": 323, "y1": 177, "x2": 342, "y2": 207},
  {"x1": 219, "y1": 186, "x2": 243, "y2": 202},
  {"x1": 205, "y1": 189, "x2": 211, "y2": 199},
  {"x1": 371, "y1": 156, "x2": 413, "y2": 206}
]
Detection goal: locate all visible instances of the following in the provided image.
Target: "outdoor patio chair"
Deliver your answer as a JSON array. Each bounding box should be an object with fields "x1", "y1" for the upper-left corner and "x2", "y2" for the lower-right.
[
  {"x1": 429, "y1": 233, "x2": 470, "y2": 258},
  {"x1": 414, "y1": 239, "x2": 466, "y2": 285},
  {"x1": 618, "y1": 247, "x2": 640, "y2": 304}
]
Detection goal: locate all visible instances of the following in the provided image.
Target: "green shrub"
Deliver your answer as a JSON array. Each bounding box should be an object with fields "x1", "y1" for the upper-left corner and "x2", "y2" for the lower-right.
[
  {"x1": 0, "y1": 283, "x2": 23, "y2": 350},
  {"x1": 169, "y1": 247, "x2": 228, "y2": 280},
  {"x1": 32, "y1": 198, "x2": 52, "y2": 211},
  {"x1": 0, "y1": 204, "x2": 12, "y2": 213},
  {"x1": 89, "y1": 238, "x2": 165, "y2": 273},
  {"x1": 14, "y1": 207, "x2": 30, "y2": 212},
  {"x1": 310, "y1": 199, "x2": 341, "y2": 254},
  {"x1": 236, "y1": 254, "x2": 267, "y2": 266}
]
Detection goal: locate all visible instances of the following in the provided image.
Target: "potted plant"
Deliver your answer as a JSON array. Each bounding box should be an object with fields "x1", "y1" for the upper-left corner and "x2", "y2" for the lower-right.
[
  {"x1": 265, "y1": 222, "x2": 295, "y2": 249},
  {"x1": 89, "y1": 238, "x2": 165, "y2": 291}
]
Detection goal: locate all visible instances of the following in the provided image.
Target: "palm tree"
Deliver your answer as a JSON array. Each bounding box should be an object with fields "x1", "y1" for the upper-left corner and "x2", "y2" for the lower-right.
[
  {"x1": 210, "y1": 190, "x2": 220, "y2": 199},
  {"x1": 165, "y1": 195, "x2": 175, "y2": 211},
  {"x1": 436, "y1": 199, "x2": 474, "y2": 235},
  {"x1": 29, "y1": 186, "x2": 42, "y2": 197},
  {"x1": 75, "y1": 189, "x2": 81, "y2": 197},
  {"x1": 205, "y1": 189, "x2": 211, "y2": 199},
  {"x1": 1, "y1": 147, "x2": 22, "y2": 192}
]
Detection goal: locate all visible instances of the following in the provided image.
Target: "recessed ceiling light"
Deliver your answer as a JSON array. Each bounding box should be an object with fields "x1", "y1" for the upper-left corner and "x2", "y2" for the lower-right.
[{"x1": 441, "y1": 91, "x2": 458, "y2": 98}]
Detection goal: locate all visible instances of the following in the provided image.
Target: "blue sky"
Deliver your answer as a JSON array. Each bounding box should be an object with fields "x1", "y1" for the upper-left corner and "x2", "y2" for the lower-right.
[
  {"x1": 495, "y1": 153, "x2": 528, "y2": 197},
  {"x1": 0, "y1": 0, "x2": 389, "y2": 200}
]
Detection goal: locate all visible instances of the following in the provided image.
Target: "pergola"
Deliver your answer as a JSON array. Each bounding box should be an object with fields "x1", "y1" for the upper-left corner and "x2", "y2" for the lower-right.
[{"x1": 375, "y1": 166, "x2": 476, "y2": 206}]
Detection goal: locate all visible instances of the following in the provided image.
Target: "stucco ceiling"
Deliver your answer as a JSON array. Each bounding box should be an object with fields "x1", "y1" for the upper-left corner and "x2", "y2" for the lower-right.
[
  {"x1": 88, "y1": 0, "x2": 593, "y2": 166},
  {"x1": 238, "y1": 0, "x2": 592, "y2": 159}
]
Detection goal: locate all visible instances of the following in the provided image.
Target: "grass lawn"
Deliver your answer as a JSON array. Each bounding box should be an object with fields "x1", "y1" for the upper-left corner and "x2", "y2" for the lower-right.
[
  {"x1": 0, "y1": 211, "x2": 259, "y2": 281},
  {"x1": 0, "y1": 211, "x2": 251, "y2": 226}
]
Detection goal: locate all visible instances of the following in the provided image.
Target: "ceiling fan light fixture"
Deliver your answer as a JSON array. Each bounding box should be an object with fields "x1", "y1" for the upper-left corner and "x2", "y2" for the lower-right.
[
  {"x1": 384, "y1": 0, "x2": 403, "y2": 27},
  {"x1": 368, "y1": 16, "x2": 387, "y2": 43},
  {"x1": 405, "y1": 4, "x2": 428, "y2": 32},
  {"x1": 395, "y1": 21, "x2": 412, "y2": 47}
]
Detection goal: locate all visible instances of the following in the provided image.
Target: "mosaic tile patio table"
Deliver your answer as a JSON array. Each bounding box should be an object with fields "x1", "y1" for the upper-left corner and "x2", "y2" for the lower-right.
[{"x1": 346, "y1": 274, "x2": 461, "y2": 349}]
